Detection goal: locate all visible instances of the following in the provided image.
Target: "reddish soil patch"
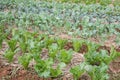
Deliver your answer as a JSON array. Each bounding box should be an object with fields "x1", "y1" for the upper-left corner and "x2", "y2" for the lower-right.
[
  {"x1": 0, "y1": 65, "x2": 44, "y2": 80},
  {"x1": 79, "y1": 44, "x2": 88, "y2": 54},
  {"x1": 64, "y1": 42, "x2": 73, "y2": 50},
  {"x1": 115, "y1": 28, "x2": 120, "y2": 33},
  {"x1": 115, "y1": 46, "x2": 120, "y2": 52},
  {"x1": 78, "y1": 25, "x2": 83, "y2": 30}
]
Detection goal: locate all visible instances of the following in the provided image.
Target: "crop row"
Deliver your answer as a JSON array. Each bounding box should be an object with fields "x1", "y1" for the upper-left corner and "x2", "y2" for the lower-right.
[
  {"x1": 1, "y1": 0, "x2": 120, "y2": 6},
  {"x1": 0, "y1": 0, "x2": 120, "y2": 37},
  {"x1": 42, "y1": 0, "x2": 120, "y2": 6},
  {"x1": 0, "y1": 26, "x2": 120, "y2": 80}
]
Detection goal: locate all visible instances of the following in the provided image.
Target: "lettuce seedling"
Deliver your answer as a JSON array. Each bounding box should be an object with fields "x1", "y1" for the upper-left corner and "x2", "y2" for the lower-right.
[
  {"x1": 34, "y1": 58, "x2": 53, "y2": 78},
  {"x1": 87, "y1": 41, "x2": 100, "y2": 52},
  {"x1": 50, "y1": 68, "x2": 62, "y2": 78},
  {"x1": 87, "y1": 63, "x2": 109, "y2": 80},
  {"x1": 110, "y1": 47, "x2": 120, "y2": 61},
  {"x1": 56, "y1": 38, "x2": 67, "y2": 49},
  {"x1": 18, "y1": 53, "x2": 32, "y2": 69},
  {"x1": 50, "y1": 62, "x2": 66, "y2": 78},
  {"x1": 7, "y1": 39, "x2": 17, "y2": 52},
  {"x1": 84, "y1": 50, "x2": 111, "y2": 66},
  {"x1": 70, "y1": 62, "x2": 86, "y2": 80},
  {"x1": 48, "y1": 43, "x2": 59, "y2": 59},
  {"x1": 58, "y1": 49, "x2": 73, "y2": 64},
  {"x1": 72, "y1": 39, "x2": 83, "y2": 52},
  {"x1": 19, "y1": 42, "x2": 28, "y2": 53},
  {"x1": 4, "y1": 49, "x2": 16, "y2": 62},
  {"x1": 44, "y1": 36, "x2": 55, "y2": 48}
]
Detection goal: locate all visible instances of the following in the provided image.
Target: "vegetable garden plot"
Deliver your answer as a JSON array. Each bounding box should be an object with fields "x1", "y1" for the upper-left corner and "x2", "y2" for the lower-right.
[
  {"x1": 0, "y1": 0, "x2": 120, "y2": 80},
  {"x1": 0, "y1": 28, "x2": 120, "y2": 80},
  {"x1": 0, "y1": 0, "x2": 120, "y2": 37}
]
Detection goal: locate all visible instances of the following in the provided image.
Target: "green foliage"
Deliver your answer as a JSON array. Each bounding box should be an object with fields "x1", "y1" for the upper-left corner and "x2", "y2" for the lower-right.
[
  {"x1": 4, "y1": 49, "x2": 15, "y2": 62},
  {"x1": 7, "y1": 39, "x2": 17, "y2": 52},
  {"x1": 83, "y1": 48, "x2": 120, "y2": 80},
  {"x1": 1, "y1": 0, "x2": 120, "y2": 37},
  {"x1": 44, "y1": 36, "x2": 55, "y2": 48},
  {"x1": 2, "y1": 28, "x2": 120, "y2": 79},
  {"x1": 72, "y1": 39, "x2": 82, "y2": 52},
  {"x1": 58, "y1": 49, "x2": 73, "y2": 64},
  {"x1": 86, "y1": 63, "x2": 109, "y2": 80},
  {"x1": 40, "y1": 0, "x2": 118, "y2": 6},
  {"x1": 50, "y1": 68, "x2": 62, "y2": 78},
  {"x1": 1, "y1": 0, "x2": 120, "y2": 79},
  {"x1": 85, "y1": 50, "x2": 111, "y2": 65},
  {"x1": 0, "y1": 25, "x2": 6, "y2": 49},
  {"x1": 48, "y1": 43, "x2": 59, "y2": 59},
  {"x1": 70, "y1": 63, "x2": 85, "y2": 80},
  {"x1": 34, "y1": 58, "x2": 53, "y2": 78},
  {"x1": 19, "y1": 42, "x2": 28, "y2": 53},
  {"x1": 70, "y1": 62, "x2": 109, "y2": 80},
  {"x1": 110, "y1": 47, "x2": 120, "y2": 60},
  {"x1": 56, "y1": 38, "x2": 67, "y2": 49},
  {"x1": 50, "y1": 62, "x2": 66, "y2": 77},
  {"x1": 87, "y1": 41, "x2": 100, "y2": 52},
  {"x1": 18, "y1": 53, "x2": 32, "y2": 69},
  {"x1": 70, "y1": 45, "x2": 120, "y2": 80}
]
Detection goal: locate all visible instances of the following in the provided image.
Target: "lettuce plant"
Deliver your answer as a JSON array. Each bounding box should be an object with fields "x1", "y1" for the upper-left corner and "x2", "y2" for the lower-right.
[
  {"x1": 50, "y1": 62, "x2": 66, "y2": 78},
  {"x1": 4, "y1": 49, "x2": 16, "y2": 62},
  {"x1": 19, "y1": 42, "x2": 28, "y2": 53},
  {"x1": 56, "y1": 38, "x2": 67, "y2": 49},
  {"x1": 50, "y1": 68, "x2": 62, "y2": 78},
  {"x1": 18, "y1": 53, "x2": 32, "y2": 69},
  {"x1": 34, "y1": 58, "x2": 53, "y2": 78},
  {"x1": 58, "y1": 49, "x2": 73, "y2": 64},
  {"x1": 84, "y1": 50, "x2": 111, "y2": 66},
  {"x1": 7, "y1": 39, "x2": 17, "y2": 52},
  {"x1": 72, "y1": 39, "x2": 83, "y2": 52},
  {"x1": 44, "y1": 36, "x2": 55, "y2": 48},
  {"x1": 110, "y1": 47, "x2": 120, "y2": 61},
  {"x1": 70, "y1": 62, "x2": 86, "y2": 80},
  {"x1": 84, "y1": 48, "x2": 120, "y2": 80},
  {"x1": 48, "y1": 43, "x2": 59, "y2": 59},
  {"x1": 86, "y1": 63, "x2": 109, "y2": 80}
]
